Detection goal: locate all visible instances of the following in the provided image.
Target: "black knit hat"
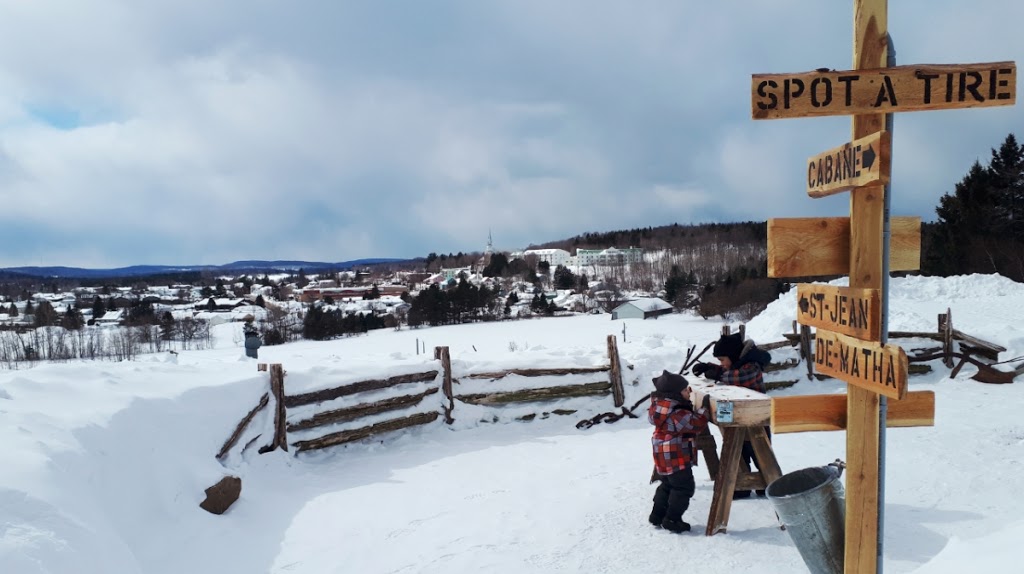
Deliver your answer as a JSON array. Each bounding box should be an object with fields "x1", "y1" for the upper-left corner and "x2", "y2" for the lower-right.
[
  {"x1": 652, "y1": 370, "x2": 689, "y2": 395},
  {"x1": 713, "y1": 333, "x2": 744, "y2": 363}
]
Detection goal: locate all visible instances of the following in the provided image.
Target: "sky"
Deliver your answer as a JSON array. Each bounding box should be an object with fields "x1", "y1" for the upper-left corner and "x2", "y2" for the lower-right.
[
  {"x1": 2, "y1": 272, "x2": 1023, "y2": 572},
  {"x1": 0, "y1": 1, "x2": 1022, "y2": 268}
]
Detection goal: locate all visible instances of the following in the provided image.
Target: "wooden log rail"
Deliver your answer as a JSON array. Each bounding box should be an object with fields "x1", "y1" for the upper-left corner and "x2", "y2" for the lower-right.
[
  {"x1": 216, "y1": 392, "x2": 269, "y2": 459},
  {"x1": 222, "y1": 338, "x2": 630, "y2": 457},
  {"x1": 284, "y1": 370, "x2": 439, "y2": 408},
  {"x1": 457, "y1": 382, "x2": 612, "y2": 405}
]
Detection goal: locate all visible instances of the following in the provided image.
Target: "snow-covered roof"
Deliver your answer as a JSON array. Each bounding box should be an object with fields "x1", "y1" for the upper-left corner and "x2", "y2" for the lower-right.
[{"x1": 621, "y1": 297, "x2": 672, "y2": 312}]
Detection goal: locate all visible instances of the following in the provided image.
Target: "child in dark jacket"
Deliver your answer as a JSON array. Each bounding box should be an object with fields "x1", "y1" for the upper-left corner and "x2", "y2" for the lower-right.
[
  {"x1": 691, "y1": 333, "x2": 772, "y2": 499},
  {"x1": 648, "y1": 370, "x2": 711, "y2": 533}
]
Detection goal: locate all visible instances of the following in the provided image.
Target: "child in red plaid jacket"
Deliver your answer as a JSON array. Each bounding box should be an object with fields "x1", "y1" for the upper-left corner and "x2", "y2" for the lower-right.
[
  {"x1": 648, "y1": 370, "x2": 711, "y2": 533},
  {"x1": 692, "y1": 333, "x2": 772, "y2": 498}
]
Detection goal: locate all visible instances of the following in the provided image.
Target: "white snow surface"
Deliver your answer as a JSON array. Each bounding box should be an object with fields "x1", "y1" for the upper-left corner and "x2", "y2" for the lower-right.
[{"x1": 2, "y1": 274, "x2": 1023, "y2": 573}]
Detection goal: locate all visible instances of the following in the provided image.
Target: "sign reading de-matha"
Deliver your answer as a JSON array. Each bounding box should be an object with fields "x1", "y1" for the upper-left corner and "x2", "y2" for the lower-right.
[
  {"x1": 752, "y1": 61, "x2": 1016, "y2": 120},
  {"x1": 813, "y1": 329, "x2": 908, "y2": 399}
]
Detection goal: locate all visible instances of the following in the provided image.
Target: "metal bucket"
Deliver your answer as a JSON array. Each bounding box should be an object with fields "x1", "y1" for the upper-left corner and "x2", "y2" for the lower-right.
[{"x1": 766, "y1": 462, "x2": 846, "y2": 574}]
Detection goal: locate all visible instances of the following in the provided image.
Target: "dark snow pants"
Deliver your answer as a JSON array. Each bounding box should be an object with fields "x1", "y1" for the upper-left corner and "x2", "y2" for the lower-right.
[{"x1": 651, "y1": 466, "x2": 696, "y2": 522}]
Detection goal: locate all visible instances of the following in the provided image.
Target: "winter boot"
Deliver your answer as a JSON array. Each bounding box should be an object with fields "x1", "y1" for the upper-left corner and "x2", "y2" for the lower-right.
[
  {"x1": 661, "y1": 517, "x2": 691, "y2": 533},
  {"x1": 733, "y1": 490, "x2": 752, "y2": 500}
]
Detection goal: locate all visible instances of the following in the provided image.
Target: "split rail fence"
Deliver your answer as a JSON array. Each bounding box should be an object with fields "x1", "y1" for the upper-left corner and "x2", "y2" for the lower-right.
[{"x1": 217, "y1": 335, "x2": 626, "y2": 458}]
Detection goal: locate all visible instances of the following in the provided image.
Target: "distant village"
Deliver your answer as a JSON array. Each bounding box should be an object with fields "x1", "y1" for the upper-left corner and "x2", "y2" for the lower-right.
[{"x1": 0, "y1": 242, "x2": 670, "y2": 334}]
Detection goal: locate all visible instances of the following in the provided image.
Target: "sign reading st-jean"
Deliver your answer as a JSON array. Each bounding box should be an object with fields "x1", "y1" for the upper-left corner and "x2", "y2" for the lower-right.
[
  {"x1": 752, "y1": 61, "x2": 1016, "y2": 120},
  {"x1": 797, "y1": 284, "x2": 880, "y2": 341},
  {"x1": 813, "y1": 329, "x2": 908, "y2": 400},
  {"x1": 807, "y1": 131, "x2": 890, "y2": 197}
]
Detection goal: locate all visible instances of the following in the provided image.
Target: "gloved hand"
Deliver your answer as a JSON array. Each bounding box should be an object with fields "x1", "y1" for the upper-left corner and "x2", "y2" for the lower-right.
[
  {"x1": 701, "y1": 394, "x2": 712, "y2": 411},
  {"x1": 691, "y1": 362, "x2": 708, "y2": 377}
]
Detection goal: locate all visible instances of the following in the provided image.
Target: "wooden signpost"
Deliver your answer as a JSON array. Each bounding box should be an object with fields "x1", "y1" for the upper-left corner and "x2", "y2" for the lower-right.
[
  {"x1": 752, "y1": 1, "x2": 1016, "y2": 573},
  {"x1": 767, "y1": 216, "x2": 920, "y2": 277},
  {"x1": 812, "y1": 330, "x2": 907, "y2": 400},
  {"x1": 808, "y1": 131, "x2": 890, "y2": 197},
  {"x1": 797, "y1": 284, "x2": 880, "y2": 341},
  {"x1": 752, "y1": 61, "x2": 1016, "y2": 120}
]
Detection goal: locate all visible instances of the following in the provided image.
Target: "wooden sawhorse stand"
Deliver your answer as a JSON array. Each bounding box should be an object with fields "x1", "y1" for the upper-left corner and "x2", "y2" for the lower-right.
[
  {"x1": 691, "y1": 381, "x2": 783, "y2": 536},
  {"x1": 705, "y1": 424, "x2": 782, "y2": 535}
]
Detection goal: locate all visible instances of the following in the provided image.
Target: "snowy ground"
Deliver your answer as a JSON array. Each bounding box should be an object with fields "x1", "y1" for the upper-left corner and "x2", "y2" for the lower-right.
[{"x1": 2, "y1": 274, "x2": 1023, "y2": 573}]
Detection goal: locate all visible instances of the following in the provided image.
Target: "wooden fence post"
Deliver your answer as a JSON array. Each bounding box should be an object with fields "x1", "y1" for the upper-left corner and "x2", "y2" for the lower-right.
[
  {"x1": 435, "y1": 346, "x2": 454, "y2": 423},
  {"x1": 606, "y1": 335, "x2": 624, "y2": 407},
  {"x1": 270, "y1": 363, "x2": 288, "y2": 452},
  {"x1": 940, "y1": 309, "x2": 954, "y2": 368},
  {"x1": 800, "y1": 325, "x2": 814, "y2": 380}
]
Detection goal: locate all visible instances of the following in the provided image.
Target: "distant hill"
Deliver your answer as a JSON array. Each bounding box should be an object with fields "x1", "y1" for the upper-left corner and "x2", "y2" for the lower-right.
[{"x1": 2, "y1": 259, "x2": 410, "y2": 279}]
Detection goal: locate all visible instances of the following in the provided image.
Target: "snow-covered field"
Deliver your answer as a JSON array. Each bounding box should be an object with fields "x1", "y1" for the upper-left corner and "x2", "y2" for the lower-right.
[{"x1": 2, "y1": 274, "x2": 1023, "y2": 573}]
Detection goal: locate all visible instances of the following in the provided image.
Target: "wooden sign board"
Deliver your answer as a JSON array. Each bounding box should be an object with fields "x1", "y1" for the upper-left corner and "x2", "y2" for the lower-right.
[
  {"x1": 767, "y1": 216, "x2": 921, "y2": 278},
  {"x1": 813, "y1": 329, "x2": 908, "y2": 400},
  {"x1": 797, "y1": 284, "x2": 881, "y2": 341},
  {"x1": 808, "y1": 131, "x2": 891, "y2": 198},
  {"x1": 752, "y1": 61, "x2": 1016, "y2": 120},
  {"x1": 770, "y1": 390, "x2": 934, "y2": 434},
  {"x1": 689, "y1": 380, "x2": 769, "y2": 427}
]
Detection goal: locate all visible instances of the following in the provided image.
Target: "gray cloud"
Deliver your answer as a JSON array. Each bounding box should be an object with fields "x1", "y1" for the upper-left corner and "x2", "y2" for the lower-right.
[{"x1": 0, "y1": 1, "x2": 1020, "y2": 267}]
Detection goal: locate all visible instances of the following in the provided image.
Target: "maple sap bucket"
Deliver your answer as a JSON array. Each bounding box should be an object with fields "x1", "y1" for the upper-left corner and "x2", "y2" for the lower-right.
[{"x1": 766, "y1": 463, "x2": 846, "y2": 574}]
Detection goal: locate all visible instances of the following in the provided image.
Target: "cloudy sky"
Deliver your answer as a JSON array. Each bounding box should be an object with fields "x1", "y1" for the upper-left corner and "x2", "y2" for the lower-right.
[{"x1": 0, "y1": 0, "x2": 1020, "y2": 268}]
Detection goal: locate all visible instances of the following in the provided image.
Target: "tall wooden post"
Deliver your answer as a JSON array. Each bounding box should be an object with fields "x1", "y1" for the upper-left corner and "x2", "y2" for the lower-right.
[{"x1": 847, "y1": 3, "x2": 887, "y2": 571}]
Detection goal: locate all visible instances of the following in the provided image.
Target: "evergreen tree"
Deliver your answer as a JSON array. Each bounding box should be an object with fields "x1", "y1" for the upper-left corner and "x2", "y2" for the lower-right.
[
  {"x1": 33, "y1": 301, "x2": 58, "y2": 327},
  {"x1": 255, "y1": 294, "x2": 266, "y2": 308},
  {"x1": 553, "y1": 265, "x2": 577, "y2": 290},
  {"x1": 159, "y1": 312, "x2": 176, "y2": 341},
  {"x1": 482, "y1": 253, "x2": 509, "y2": 278},
  {"x1": 61, "y1": 307, "x2": 85, "y2": 330},
  {"x1": 926, "y1": 133, "x2": 1024, "y2": 280}
]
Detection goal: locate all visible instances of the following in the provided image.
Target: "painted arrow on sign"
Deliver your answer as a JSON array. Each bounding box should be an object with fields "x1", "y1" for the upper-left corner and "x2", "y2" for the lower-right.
[{"x1": 807, "y1": 131, "x2": 891, "y2": 198}]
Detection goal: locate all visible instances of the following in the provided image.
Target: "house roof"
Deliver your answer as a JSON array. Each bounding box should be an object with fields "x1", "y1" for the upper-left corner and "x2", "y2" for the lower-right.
[{"x1": 617, "y1": 297, "x2": 672, "y2": 312}]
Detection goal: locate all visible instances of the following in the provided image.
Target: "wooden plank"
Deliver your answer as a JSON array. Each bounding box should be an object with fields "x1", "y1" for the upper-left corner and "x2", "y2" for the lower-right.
[
  {"x1": 284, "y1": 370, "x2": 439, "y2": 408},
  {"x1": 808, "y1": 131, "x2": 891, "y2": 197},
  {"x1": 293, "y1": 411, "x2": 440, "y2": 452},
  {"x1": 696, "y1": 430, "x2": 720, "y2": 481},
  {"x1": 767, "y1": 216, "x2": 920, "y2": 277},
  {"x1": 689, "y1": 380, "x2": 770, "y2": 426},
  {"x1": 457, "y1": 382, "x2": 612, "y2": 405},
  {"x1": 771, "y1": 390, "x2": 935, "y2": 433},
  {"x1": 748, "y1": 427, "x2": 784, "y2": 487},
  {"x1": 216, "y1": 392, "x2": 269, "y2": 459},
  {"x1": 463, "y1": 366, "x2": 609, "y2": 379},
  {"x1": 813, "y1": 328, "x2": 908, "y2": 399},
  {"x1": 607, "y1": 335, "x2": 625, "y2": 407},
  {"x1": 846, "y1": 4, "x2": 887, "y2": 571},
  {"x1": 752, "y1": 61, "x2": 1016, "y2": 120},
  {"x1": 706, "y1": 427, "x2": 746, "y2": 536},
  {"x1": 797, "y1": 284, "x2": 881, "y2": 340},
  {"x1": 287, "y1": 388, "x2": 440, "y2": 432}
]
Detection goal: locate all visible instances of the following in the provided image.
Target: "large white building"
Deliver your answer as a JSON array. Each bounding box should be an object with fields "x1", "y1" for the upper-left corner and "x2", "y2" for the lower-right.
[
  {"x1": 520, "y1": 248, "x2": 572, "y2": 267},
  {"x1": 576, "y1": 246, "x2": 643, "y2": 266}
]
